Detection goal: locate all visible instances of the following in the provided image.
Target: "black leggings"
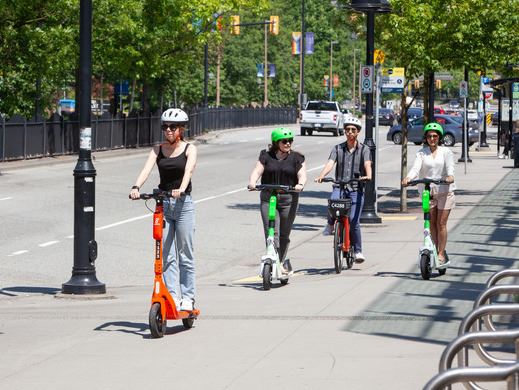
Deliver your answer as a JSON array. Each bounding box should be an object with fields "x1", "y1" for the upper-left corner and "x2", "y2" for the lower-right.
[{"x1": 260, "y1": 192, "x2": 299, "y2": 262}]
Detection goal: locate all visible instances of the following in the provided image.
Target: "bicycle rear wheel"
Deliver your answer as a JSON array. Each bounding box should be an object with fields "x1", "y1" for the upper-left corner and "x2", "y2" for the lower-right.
[{"x1": 333, "y1": 222, "x2": 344, "y2": 273}]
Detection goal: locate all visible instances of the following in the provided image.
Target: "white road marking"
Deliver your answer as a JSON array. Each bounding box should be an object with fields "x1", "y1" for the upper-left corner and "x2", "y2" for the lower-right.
[
  {"x1": 38, "y1": 240, "x2": 60, "y2": 247},
  {"x1": 8, "y1": 250, "x2": 29, "y2": 257},
  {"x1": 0, "y1": 197, "x2": 13, "y2": 201}
]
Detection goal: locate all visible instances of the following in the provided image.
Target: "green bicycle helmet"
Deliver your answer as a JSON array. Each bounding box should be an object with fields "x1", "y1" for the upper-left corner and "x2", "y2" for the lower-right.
[
  {"x1": 423, "y1": 122, "x2": 444, "y2": 138},
  {"x1": 271, "y1": 127, "x2": 294, "y2": 143}
]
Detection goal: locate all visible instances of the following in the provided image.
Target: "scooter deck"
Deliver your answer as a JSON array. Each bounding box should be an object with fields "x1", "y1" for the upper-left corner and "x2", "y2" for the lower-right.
[
  {"x1": 167, "y1": 308, "x2": 200, "y2": 320},
  {"x1": 436, "y1": 261, "x2": 450, "y2": 270}
]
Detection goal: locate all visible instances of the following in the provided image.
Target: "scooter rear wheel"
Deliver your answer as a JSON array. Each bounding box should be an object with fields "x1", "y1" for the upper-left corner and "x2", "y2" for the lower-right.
[
  {"x1": 262, "y1": 263, "x2": 272, "y2": 290},
  {"x1": 149, "y1": 302, "x2": 166, "y2": 338},
  {"x1": 420, "y1": 254, "x2": 432, "y2": 280},
  {"x1": 438, "y1": 252, "x2": 448, "y2": 276},
  {"x1": 333, "y1": 222, "x2": 344, "y2": 273},
  {"x1": 182, "y1": 318, "x2": 195, "y2": 329}
]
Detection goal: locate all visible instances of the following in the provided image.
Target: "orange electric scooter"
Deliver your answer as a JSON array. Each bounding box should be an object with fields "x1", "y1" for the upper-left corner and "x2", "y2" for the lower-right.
[{"x1": 133, "y1": 189, "x2": 200, "y2": 338}]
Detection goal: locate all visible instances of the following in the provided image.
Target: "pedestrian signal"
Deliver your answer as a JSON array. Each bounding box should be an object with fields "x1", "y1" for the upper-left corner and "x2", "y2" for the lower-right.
[
  {"x1": 231, "y1": 15, "x2": 240, "y2": 35},
  {"x1": 270, "y1": 16, "x2": 279, "y2": 35}
]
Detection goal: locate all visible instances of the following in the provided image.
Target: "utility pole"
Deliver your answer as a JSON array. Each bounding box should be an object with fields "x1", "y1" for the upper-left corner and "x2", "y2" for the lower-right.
[
  {"x1": 299, "y1": 0, "x2": 306, "y2": 109},
  {"x1": 264, "y1": 22, "x2": 268, "y2": 107},
  {"x1": 329, "y1": 41, "x2": 338, "y2": 100}
]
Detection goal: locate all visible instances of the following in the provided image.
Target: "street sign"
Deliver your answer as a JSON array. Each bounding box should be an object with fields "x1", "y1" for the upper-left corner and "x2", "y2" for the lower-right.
[
  {"x1": 360, "y1": 65, "x2": 373, "y2": 94},
  {"x1": 459, "y1": 81, "x2": 468, "y2": 98},
  {"x1": 513, "y1": 82, "x2": 519, "y2": 99},
  {"x1": 380, "y1": 67, "x2": 404, "y2": 93},
  {"x1": 483, "y1": 91, "x2": 493, "y2": 100},
  {"x1": 374, "y1": 49, "x2": 385, "y2": 64}
]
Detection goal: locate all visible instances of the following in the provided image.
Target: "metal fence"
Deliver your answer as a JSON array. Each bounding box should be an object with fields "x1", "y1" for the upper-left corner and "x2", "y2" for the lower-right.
[{"x1": 0, "y1": 106, "x2": 297, "y2": 161}]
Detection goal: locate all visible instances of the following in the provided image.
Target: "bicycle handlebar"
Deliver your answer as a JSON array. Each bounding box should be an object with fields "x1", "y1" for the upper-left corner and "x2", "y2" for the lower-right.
[
  {"x1": 320, "y1": 177, "x2": 365, "y2": 185},
  {"x1": 404, "y1": 178, "x2": 452, "y2": 187}
]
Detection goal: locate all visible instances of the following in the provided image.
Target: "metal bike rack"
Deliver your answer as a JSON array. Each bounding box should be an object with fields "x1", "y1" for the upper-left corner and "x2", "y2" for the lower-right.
[
  {"x1": 486, "y1": 269, "x2": 519, "y2": 289},
  {"x1": 473, "y1": 285, "x2": 519, "y2": 333},
  {"x1": 439, "y1": 329, "x2": 519, "y2": 372},
  {"x1": 423, "y1": 269, "x2": 519, "y2": 390},
  {"x1": 424, "y1": 362, "x2": 519, "y2": 390}
]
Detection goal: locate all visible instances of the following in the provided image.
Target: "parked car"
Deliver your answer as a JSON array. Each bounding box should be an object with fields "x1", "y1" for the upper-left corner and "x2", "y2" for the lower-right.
[
  {"x1": 299, "y1": 100, "x2": 344, "y2": 136},
  {"x1": 449, "y1": 100, "x2": 460, "y2": 109},
  {"x1": 397, "y1": 107, "x2": 424, "y2": 123},
  {"x1": 386, "y1": 114, "x2": 479, "y2": 147},
  {"x1": 378, "y1": 108, "x2": 395, "y2": 126},
  {"x1": 434, "y1": 106, "x2": 446, "y2": 114}
]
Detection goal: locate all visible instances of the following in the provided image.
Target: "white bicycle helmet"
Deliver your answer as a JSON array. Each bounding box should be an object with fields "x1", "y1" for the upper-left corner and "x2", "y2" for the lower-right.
[
  {"x1": 343, "y1": 115, "x2": 362, "y2": 130},
  {"x1": 161, "y1": 108, "x2": 189, "y2": 124}
]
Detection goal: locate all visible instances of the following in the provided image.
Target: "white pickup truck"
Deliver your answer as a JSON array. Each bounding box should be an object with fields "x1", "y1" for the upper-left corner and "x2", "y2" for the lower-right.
[{"x1": 299, "y1": 100, "x2": 344, "y2": 136}]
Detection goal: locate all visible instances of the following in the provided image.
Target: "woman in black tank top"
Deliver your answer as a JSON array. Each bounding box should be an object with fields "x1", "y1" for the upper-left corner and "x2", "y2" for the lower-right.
[
  {"x1": 248, "y1": 128, "x2": 307, "y2": 269},
  {"x1": 129, "y1": 108, "x2": 198, "y2": 312}
]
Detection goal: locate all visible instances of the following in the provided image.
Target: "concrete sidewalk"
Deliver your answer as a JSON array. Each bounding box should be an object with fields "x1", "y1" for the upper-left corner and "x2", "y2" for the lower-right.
[{"x1": 1, "y1": 144, "x2": 518, "y2": 390}]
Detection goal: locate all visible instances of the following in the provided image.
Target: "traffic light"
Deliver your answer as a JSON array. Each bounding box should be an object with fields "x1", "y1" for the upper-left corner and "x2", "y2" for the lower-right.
[
  {"x1": 231, "y1": 15, "x2": 240, "y2": 35},
  {"x1": 269, "y1": 16, "x2": 279, "y2": 35}
]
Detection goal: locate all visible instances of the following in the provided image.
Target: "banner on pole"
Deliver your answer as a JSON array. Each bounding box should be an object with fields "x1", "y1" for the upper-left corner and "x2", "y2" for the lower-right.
[
  {"x1": 256, "y1": 64, "x2": 264, "y2": 78},
  {"x1": 292, "y1": 32, "x2": 301, "y2": 55},
  {"x1": 268, "y1": 64, "x2": 276, "y2": 78},
  {"x1": 305, "y1": 32, "x2": 314, "y2": 54}
]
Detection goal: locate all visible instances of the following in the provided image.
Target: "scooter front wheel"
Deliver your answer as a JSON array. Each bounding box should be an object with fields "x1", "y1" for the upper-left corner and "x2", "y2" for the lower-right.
[
  {"x1": 420, "y1": 254, "x2": 432, "y2": 280},
  {"x1": 149, "y1": 302, "x2": 166, "y2": 338},
  {"x1": 262, "y1": 263, "x2": 272, "y2": 290}
]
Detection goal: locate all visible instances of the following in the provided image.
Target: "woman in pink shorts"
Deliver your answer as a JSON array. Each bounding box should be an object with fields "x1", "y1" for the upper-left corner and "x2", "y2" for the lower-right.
[{"x1": 402, "y1": 122, "x2": 455, "y2": 264}]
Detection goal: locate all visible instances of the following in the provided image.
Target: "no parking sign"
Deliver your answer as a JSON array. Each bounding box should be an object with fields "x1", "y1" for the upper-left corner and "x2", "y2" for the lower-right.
[{"x1": 361, "y1": 65, "x2": 373, "y2": 94}]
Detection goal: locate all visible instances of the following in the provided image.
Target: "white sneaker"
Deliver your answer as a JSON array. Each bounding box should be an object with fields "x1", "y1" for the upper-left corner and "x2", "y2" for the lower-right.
[
  {"x1": 354, "y1": 252, "x2": 365, "y2": 263},
  {"x1": 499, "y1": 154, "x2": 505, "y2": 159},
  {"x1": 322, "y1": 224, "x2": 334, "y2": 236},
  {"x1": 180, "y1": 298, "x2": 194, "y2": 311}
]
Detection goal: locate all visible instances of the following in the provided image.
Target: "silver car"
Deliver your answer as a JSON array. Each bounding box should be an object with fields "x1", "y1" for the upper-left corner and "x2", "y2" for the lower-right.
[{"x1": 386, "y1": 114, "x2": 479, "y2": 147}]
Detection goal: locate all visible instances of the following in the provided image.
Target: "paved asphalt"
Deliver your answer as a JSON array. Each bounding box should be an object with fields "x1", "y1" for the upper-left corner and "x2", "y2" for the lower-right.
[{"x1": 0, "y1": 124, "x2": 517, "y2": 390}]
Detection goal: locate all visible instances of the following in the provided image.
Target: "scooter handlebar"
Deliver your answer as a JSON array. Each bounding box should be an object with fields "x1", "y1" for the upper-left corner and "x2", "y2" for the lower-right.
[
  {"x1": 404, "y1": 178, "x2": 452, "y2": 187},
  {"x1": 252, "y1": 184, "x2": 295, "y2": 193},
  {"x1": 129, "y1": 189, "x2": 185, "y2": 200}
]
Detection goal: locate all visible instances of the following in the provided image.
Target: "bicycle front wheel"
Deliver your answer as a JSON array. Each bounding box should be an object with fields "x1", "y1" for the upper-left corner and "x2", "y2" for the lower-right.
[{"x1": 333, "y1": 222, "x2": 344, "y2": 274}]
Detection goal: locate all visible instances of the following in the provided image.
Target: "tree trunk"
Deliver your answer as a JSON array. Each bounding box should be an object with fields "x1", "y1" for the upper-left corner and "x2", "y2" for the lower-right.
[{"x1": 400, "y1": 85, "x2": 409, "y2": 212}]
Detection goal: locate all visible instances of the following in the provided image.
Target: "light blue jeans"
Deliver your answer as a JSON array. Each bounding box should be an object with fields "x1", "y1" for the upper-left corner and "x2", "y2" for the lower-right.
[{"x1": 162, "y1": 195, "x2": 195, "y2": 303}]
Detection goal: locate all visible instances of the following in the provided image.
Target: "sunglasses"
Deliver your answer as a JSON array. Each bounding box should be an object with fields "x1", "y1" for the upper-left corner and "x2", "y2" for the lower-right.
[
  {"x1": 162, "y1": 124, "x2": 184, "y2": 131},
  {"x1": 345, "y1": 127, "x2": 358, "y2": 133},
  {"x1": 280, "y1": 138, "x2": 294, "y2": 144},
  {"x1": 426, "y1": 134, "x2": 439, "y2": 139}
]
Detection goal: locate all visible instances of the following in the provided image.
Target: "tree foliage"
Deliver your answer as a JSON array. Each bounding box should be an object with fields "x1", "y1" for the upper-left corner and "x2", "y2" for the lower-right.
[{"x1": 2, "y1": 0, "x2": 519, "y2": 118}]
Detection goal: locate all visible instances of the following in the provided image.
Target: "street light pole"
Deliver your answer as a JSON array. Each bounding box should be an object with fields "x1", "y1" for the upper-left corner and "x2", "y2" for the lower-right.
[
  {"x1": 349, "y1": 0, "x2": 390, "y2": 224},
  {"x1": 329, "y1": 41, "x2": 338, "y2": 100},
  {"x1": 62, "y1": 0, "x2": 105, "y2": 294},
  {"x1": 360, "y1": 10, "x2": 381, "y2": 223}
]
